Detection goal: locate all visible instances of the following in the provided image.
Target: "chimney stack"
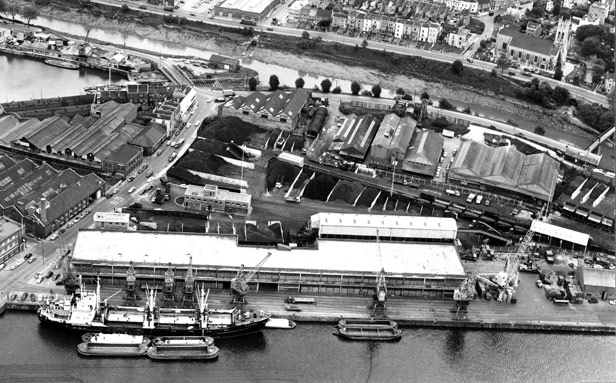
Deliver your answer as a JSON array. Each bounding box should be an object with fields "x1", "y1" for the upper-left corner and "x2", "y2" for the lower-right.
[{"x1": 40, "y1": 197, "x2": 48, "y2": 223}]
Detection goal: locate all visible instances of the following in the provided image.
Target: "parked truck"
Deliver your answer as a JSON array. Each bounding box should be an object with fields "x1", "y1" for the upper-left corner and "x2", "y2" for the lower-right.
[
  {"x1": 240, "y1": 18, "x2": 257, "y2": 26},
  {"x1": 222, "y1": 89, "x2": 235, "y2": 97}
]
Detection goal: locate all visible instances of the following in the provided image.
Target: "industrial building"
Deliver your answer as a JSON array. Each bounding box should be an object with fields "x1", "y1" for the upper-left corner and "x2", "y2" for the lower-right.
[
  {"x1": 70, "y1": 214, "x2": 466, "y2": 299},
  {"x1": 223, "y1": 89, "x2": 310, "y2": 131},
  {"x1": 575, "y1": 267, "x2": 615, "y2": 301},
  {"x1": 329, "y1": 114, "x2": 380, "y2": 161},
  {"x1": 94, "y1": 212, "x2": 130, "y2": 231},
  {"x1": 0, "y1": 154, "x2": 104, "y2": 238},
  {"x1": 401, "y1": 130, "x2": 444, "y2": 177},
  {"x1": 556, "y1": 176, "x2": 614, "y2": 233},
  {"x1": 0, "y1": 216, "x2": 25, "y2": 265},
  {"x1": 449, "y1": 140, "x2": 559, "y2": 202},
  {"x1": 367, "y1": 114, "x2": 417, "y2": 169},
  {"x1": 214, "y1": 0, "x2": 281, "y2": 21},
  {"x1": 184, "y1": 184, "x2": 252, "y2": 215}
]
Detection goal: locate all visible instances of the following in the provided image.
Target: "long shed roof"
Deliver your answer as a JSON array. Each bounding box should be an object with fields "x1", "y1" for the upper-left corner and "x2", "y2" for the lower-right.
[
  {"x1": 72, "y1": 230, "x2": 465, "y2": 276},
  {"x1": 530, "y1": 220, "x2": 589, "y2": 246}
]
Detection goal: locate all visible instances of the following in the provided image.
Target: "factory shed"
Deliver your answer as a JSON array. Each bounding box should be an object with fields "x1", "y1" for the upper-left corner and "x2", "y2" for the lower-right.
[
  {"x1": 339, "y1": 114, "x2": 379, "y2": 161},
  {"x1": 575, "y1": 267, "x2": 615, "y2": 300},
  {"x1": 530, "y1": 220, "x2": 589, "y2": 247},
  {"x1": 70, "y1": 229, "x2": 466, "y2": 299},
  {"x1": 309, "y1": 213, "x2": 457, "y2": 242},
  {"x1": 401, "y1": 130, "x2": 443, "y2": 176}
]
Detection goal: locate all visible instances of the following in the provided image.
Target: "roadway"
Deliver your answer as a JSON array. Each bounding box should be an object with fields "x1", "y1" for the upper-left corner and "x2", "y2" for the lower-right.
[
  {"x1": 0, "y1": 87, "x2": 222, "y2": 297},
  {"x1": 94, "y1": 0, "x2": 608, "y2": 106}
]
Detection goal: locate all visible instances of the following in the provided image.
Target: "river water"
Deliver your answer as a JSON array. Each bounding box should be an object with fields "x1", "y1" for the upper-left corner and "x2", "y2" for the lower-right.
[
  {"x1": 0, "y1": 311, "x2": 614, "y2": 383},
  {"x1": 0, "y1": 18, "x2": 613, "y2": 382}
]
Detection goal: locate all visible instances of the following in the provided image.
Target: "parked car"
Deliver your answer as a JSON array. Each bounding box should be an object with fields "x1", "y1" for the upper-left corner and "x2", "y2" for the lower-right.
[
  {"x1": 54, "y1": 273, "x2": 63, "y2": 281},
  {"x1": 24, "y1": 253, "x2": 33, "y2": 260},
  {"x1": 146, "y1": 170, "x2": 154, "y2": 177},
  {"x1": 128, "y1": 187, "x2": 136, "y2": 193},
  {"x1": 20, "y1": 292, "x2": 28, "y2": 301},
  {"x1": 139, "y1": 4, "x2": 146, "y2": 9},
  {"x1": 27, "y1": 256, "x2": 37, "y2": 264},
  {"x1": 46, "y1": 271, "x2": 53, "y2": 279},
  {"x1": 67, "y1": 221, "x2": 74, "y2": 228}
]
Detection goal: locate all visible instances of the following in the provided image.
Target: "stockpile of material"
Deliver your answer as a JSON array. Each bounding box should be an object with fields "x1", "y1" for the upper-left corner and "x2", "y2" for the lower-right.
[
  {"x1": 396, "y1": 198, "x2": 409, "y2": 212},
  {"x1": 371, "y1": 192, "x2": 388, "y2": 211},
  {"x1": 385, "y1": 196, "x2": 398, "y2": 211},
  {"x1": 177, "y1": 151, "x2": 229, "y2": 175},
  {"x1": 244, "y1": 222, "x2": 283, "y2": 244},
  {"x1": 303, "y1": 174, "x2": 338, "y2": 201},
  {"x1": 198, "y1": 116, "x2": 265, "y2": 144},
  {"x1": 355, "y1": 187, "x2": 379, "y2": 207},
  {"x1": 192, "y1": 138, "x2": 229, "y2": 157},
  {"x1": 328, "y1": 180, "x2": 364, "y2": 204},
  {"x1": 283, "y1": 136, "x2": 305, "y2": 152},
  {"x1": 266, "y1": 129, "x2": 282, "y2": 149},
  {"x1": 266, "y1": 158, "x2": 300, "y2": 190}
]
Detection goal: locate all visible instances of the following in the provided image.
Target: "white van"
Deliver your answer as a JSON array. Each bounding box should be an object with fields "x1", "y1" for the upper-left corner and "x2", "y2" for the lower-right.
[
  {"x1": 475, "y1": 195, "x2": 483, "y2": 204},
  {"x1": 466, "y1": 192, "x2": 477, "y2": 203},
  {"x1": 445, "y1": 189, "x2": 460, "y2": 197}
]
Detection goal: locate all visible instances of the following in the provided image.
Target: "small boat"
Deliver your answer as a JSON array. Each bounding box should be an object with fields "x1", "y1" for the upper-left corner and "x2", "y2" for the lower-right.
[
  {"x1": 334, "y1": 326, "x2": 402, "y2": 341},
  {"x1": 337, "y1": 318, "x2": 398, "y2": 329},
  {"x1": 77, "y1": 333, "x2": 150, "y2": 357},
  {"x1": 284, "y1": 304, "x2": 302, "y2": 312},
  {"x1": 265, "y1": 318, "x2": 297, "y2": 329},
  {"x1": 147, "y1": 336, "x2": 219, "y2": 360},
  {"x1": 44, "y1": 59, "x2": 80, "y2": 70}
]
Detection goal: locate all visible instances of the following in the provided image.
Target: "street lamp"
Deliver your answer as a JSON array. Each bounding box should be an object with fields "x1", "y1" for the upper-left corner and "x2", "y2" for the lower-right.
[{"x1": 390, "y1": 160, "x2": 398, "y2": 196}]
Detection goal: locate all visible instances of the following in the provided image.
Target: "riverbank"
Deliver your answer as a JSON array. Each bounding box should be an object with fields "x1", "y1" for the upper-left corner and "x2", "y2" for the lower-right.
[{"x1": 6, "y1": 0, "x2": 595, "y2": 140}]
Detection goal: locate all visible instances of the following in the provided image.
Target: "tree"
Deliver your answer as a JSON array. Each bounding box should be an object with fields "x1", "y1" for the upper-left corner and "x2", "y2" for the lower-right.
[
  {"x1": 0, "y1": 0, "x2": 7, "y2": 14},
  {"x1": 439, "y1": 98, "x2": 456, "y2": 110},
  {"x1": 575, "y1": 25, "x2": 609, "y2": 43},
  {"x1": 581, "y1": 37, "x2": 603, "y2": 57},
  {"x1": 321, "y1": 79, "x2": 332, "y2": 93},
  {"x1": 451, "y1": 59, "x2": 464, "y2": 75},
  {"x1": 332, "y1": 86, "x2": 341, "y2": 94},
  {"x1": 121, "y1": 3, "x2": 129, "y2": 12},
  {"x1": 534, "y1": 126, "x2": 546, "y2": 135},
  {"x1": 248, "y1": 77, "x2": 258, "y2": 91},
  {"x1": 295, "y1": 77, "x2": 305, "y2": 89},
  {"x1": 553, "y1": 86, "x2": 570, "y2": 104},
  {"x1": 372, "y1": 84, "x2": 382, "y2": 98},
  {"x1": 269, "y1": 75, "x2": 280, "y2": 91},
  {"x1": 21, "y1": 5, "x2": 39, "y2": 26},
  {"x1": 350, "y1": 81, "x2": 361, "y2": 96},
  {"x1": 496, "y1": 53, "x2": 511, "y2": 73},
  {"x1": 479, "y1": 39, "x2": 487, "y2": 49},
  {"x1": 554, "y1": 65, "x2": 563, "y2": 81},
  {"x1": 301, "y1": 31, "x2": 310, "y2": 40},
  {"x1": 421, "y1": 91, "x2": 430, "y2": 100},
  {"x1": 317, "y1": 18, "x2": 332, "y2": 30},
  {"x1": 361, "y1": 39, "x2": 368, "y2": 49},
  {"x1": 396, "y1": 88, "x2": 405, "y2": 96},
  {"x1": 6, "y1": 4, "x2": 20, "y2": 22},
  {"x1": 552, "y1": 0, "x2": 561, "y2": 15}
]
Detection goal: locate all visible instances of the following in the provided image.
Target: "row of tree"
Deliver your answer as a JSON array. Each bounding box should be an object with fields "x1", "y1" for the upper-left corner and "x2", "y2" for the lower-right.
[{"x1": 0, "y1": 0, "x2": 40, "y2": 26}]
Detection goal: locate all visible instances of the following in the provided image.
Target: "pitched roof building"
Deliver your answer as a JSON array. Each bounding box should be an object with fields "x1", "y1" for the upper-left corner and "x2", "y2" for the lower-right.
[
  {"x1": 495, "y1": 25, "x2": 563, "y2": 70},
  {"x1": 402, "y1": 130, "x2": 444, "y2": 176},
  {"x1": 449, "y1": 140, "x2": 559, "y2": 201},
  {"x1": 368, "y1": 114, "x2": 417, "y2": 168}
]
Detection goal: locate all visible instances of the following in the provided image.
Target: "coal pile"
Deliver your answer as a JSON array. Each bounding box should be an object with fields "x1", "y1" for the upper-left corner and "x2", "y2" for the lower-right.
[
  {"x1": 178, "y1": 151, "x2": 228, "y2": 175},
  {"x1": 266, "y1": 129, "x2": 282, "y2": 150},
  {"x1": 385, "y1": 195, "x2": 398, "y2": 211},
  {"x1": 396, "y1": 198, "x2": 409, "y2": 212},
  {"x1": 167, "y1": 166, "x2": 205, "y2": 186},
  {"x1": 328, "y1": 181, "x2": 364, "y2": 204},
  {"x1": 244, "y1": 222, "x2": 283, "y2": 244},
  {"x1": 283, "y1": 136, "x2": 305, "y2": 152},
  {"x1": 198, "y1": 116, "x2": 266, "y2": 144},
  {"x1": 266, "y1": 158, "x2": 300, "y2": 190},
  {"x1": 192, "y1": 138, "x2": 229, "y2": 157},
  {"x1": 371, "y1": 191, "x2": 387, "y2": 211},
  {"x1": 355, "y1": 187, "x2": 379, "y2": 207},
  {"x1": 303, "y1": 174, "x2": 339, "y2": 201}
]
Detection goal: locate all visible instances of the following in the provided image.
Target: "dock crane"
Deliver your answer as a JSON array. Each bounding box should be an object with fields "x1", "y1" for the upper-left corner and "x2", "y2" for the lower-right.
[
  {"x1": 372, "y1": 231, "x2": 387, "y2": 315},
  {"x1": 230, "y1": 252, "x2": 272, "y2": 304},
  {"x1": 452, "y1": 205, "x2": 548, "y2": 317}
]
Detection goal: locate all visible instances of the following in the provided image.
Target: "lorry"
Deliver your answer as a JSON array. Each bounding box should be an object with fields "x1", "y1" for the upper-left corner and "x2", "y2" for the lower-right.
[
  {"x1": 240, "y1": 18, "x2": 257, "y2": 26},
  {"x1": 163, "y1": 5, "x2": 174, "y2": 11},
  {"x1": 466, "y1": 192, "x2": 477, "y2": 203},
  {"x1": 277, "y1": 152, "x2": 305, "y2": 168},
  {"x1": 221, "y1": 89, "x2": 235, "y2": 97}
]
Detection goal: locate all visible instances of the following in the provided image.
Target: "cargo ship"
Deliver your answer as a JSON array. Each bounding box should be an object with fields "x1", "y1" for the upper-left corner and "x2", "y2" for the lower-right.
[
  {"x1": 77, "y1": 333, "x2": 150, "y2": 357},
  {"x1": 44, "y1": 59, "x2": 80, "y2": 70},
  {"x1": 38, "y1": 280, "x2": 270, "y2": 338}
]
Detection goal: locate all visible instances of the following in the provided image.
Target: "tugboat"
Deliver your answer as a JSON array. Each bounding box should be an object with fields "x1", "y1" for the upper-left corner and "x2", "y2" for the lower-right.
[
  {"x1": 38, "y1": 278, "x2": 270, "y2": 337},
  {"x1": 147, "y1": 335, "x2": 219, "y2": 360},
  {"x1": 77, "y1": 333, "x2": 150, "y2": 357}
]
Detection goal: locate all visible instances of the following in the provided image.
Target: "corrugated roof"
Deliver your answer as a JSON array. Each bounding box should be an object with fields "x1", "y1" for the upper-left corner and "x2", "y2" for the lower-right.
[
  {"x1": 129, "y1": 123, "x2": 166, "y2": 148},
  {"x1": 16, "y1": 168, "x2": 82, "y2": 211},
  {"x1": 44, "y1": 173, "x2": 104, "y2": 223},
  {"x1": 404, "y1": 130, "x2": 443, "y2": 165},
  {"x1": 0, "y1": 159, "x2": 37, "y2": 191},
  {"x1": 581, "y1": 267, "x2": 615, "y2": 288},
  {"x1": 340, "y1": 115, "x2": 379, "y2": 160},
  {"x1": 0, "y1": 163, "x2": 58, "y2": 208},
  {"x1": 105, "y1": 144, "x2": 142, "y2": 164},
  {"x1": 27, "y1": 115, "x2": 72, "y2": 149},
  {"x1": 482, "y1": 146, "x2": 523, "y2": 186},
  {"x1": 530, "y1": 220, "x2": 589, "y2": 246}
]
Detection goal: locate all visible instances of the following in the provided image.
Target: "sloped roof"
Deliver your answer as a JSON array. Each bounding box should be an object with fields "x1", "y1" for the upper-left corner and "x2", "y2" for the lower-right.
[
  {"x1": 0, "y1": 115, "x2": 19, "y2": 134},
  {"x1": 371, "y1": 114, "x2": 400, "y2": 149},
  {"x1": 129, "y1": 123, "x2": 166, "y2": 148},
  {"x1": 482, "y1": 146, "x2": 524, "y2": 186},
  {"x1": 340, "y1": 115, "x2": 379, "y2": 160},
  {"x1": 0, "y1": 155, "x2": 16, "y2": 173},
  {"x1": 44, "y1": 173, "x2": 104, "y2": 224},
  {"x1": 580, "y1": 267, "x2": 615, "y2": 288},
  {"x1": 391, "y1": 116, "x2": 416, "y2": 153},
  {"x1": 450, "y1": 140, "x2": 489, "y2": 177},
  {"x1": 499, "y1": 25, "x2": 560, "y2": 56},
  {"x1": 16, "y1": 168, "x2": 82, "y2": 213},
  {"x1": 228, "y1": 90, "x2": 309, "y2": 120},
  {"x1": 0, "y1": 118, "x2": 41, "y2": 144},
  {"x1": 405, "y1": 130, "x2": 443, "y2": 166},
  {"x1": 106, "y1": 144, "x2": 142, "y2": 164},
  {"x1": 27, "y1": 115, "x2": 72, "y2": 149},
  {"x1": 0, "y1": 163, "x2": 58, "y2": 209},
  {"x1": 0, "y1": 159, "x2": 37, "y2": 191},
  {"x1": 530, "y1": 220, "x2": 589, "y2": 246},
  {"x1": 518, "y1": 153, "x2": 559, "y2": 198}
]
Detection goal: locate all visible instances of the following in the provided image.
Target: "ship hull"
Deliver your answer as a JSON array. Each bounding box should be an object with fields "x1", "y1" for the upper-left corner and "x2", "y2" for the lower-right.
[{"x1": 38, "y1": 312, "x2": 268, "y2": 338}]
